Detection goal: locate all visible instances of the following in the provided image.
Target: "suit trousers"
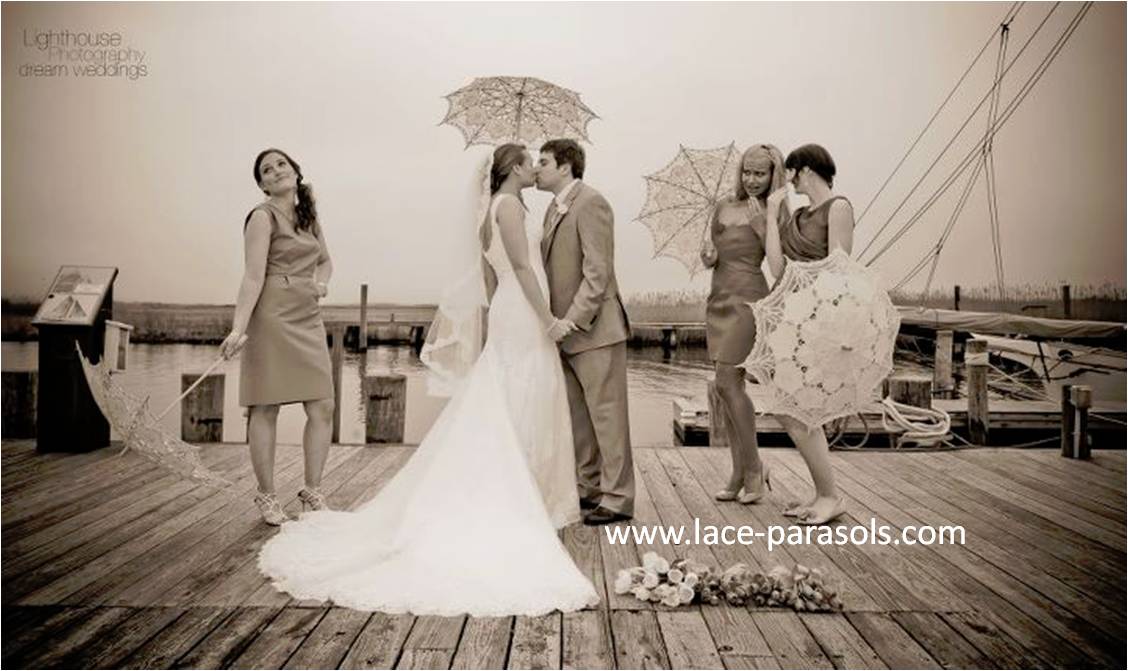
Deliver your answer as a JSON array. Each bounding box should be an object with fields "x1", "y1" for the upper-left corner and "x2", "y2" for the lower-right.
[{"x1": 560, "y1": 341, "x2": 635, "y2": 515}]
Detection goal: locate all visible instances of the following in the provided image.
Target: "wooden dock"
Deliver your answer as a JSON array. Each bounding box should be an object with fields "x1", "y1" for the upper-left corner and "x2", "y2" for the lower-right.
[
  {"x1": 2, "y1": 439, "x2": 1124, "y2": 669},
  {"x1": 673, "y1": 390, "x2": 1127, "y2": 446}
]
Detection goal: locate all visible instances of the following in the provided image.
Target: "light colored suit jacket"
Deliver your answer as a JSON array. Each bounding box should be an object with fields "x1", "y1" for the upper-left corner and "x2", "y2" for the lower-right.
[{"x1": 541, "y1": 181, "x2": 631, "y2": 355}]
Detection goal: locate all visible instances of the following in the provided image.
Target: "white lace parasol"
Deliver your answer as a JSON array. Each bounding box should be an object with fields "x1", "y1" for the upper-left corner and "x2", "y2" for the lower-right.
[{"x1": 744, "y1": 249, "x2": 901, "y2": 428}]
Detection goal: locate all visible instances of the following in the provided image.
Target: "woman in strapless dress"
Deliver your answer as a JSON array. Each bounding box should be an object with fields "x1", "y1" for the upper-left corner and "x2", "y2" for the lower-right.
[
  {"x1": 763, "y1": 143, "x2": 856, "y2": 526},
  {"x1": 700, "y1": 144, "x2": 788, "y2": 504},
  {"x1": 220, "y1": 149, "x2": 336, "y2": 526}
]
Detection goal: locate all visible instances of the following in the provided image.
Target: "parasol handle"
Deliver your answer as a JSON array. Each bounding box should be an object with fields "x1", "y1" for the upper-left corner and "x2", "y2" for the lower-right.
[{"x1": 153, "y1": 337, "x2": 245, "y2": 422}]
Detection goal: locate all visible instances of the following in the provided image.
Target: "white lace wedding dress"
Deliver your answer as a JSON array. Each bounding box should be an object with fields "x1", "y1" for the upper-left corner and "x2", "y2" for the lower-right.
[{"x1": 258, "y1": 193, "x2": 597, "y2": 616}]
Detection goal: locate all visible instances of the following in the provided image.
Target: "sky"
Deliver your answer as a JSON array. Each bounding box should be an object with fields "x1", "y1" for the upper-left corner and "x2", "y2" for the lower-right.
[{"x1": 2, "y1": 1, "x2": 1125, "y2": 305}]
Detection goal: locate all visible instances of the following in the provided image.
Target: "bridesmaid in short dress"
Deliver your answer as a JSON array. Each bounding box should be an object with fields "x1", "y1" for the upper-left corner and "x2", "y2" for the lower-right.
[
  {"x1": 763, "y1": 143, "x2": 856, "y2": 526},
  {"x1": 221, "y1": 148, "x2": 335, "y2": 525},
  {"x1": 700, "y1": 144, "x2": 788, "y2": 504}
]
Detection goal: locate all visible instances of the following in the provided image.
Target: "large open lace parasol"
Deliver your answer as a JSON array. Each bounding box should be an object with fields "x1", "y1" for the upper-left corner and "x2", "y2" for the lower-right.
[
  {"x1": 77, "y1": 344, "x2": 234, "y2": 488},
  {"x1": 744, "y1": 249, "x2": 901, "y2": 428},
  {"x1": 636, "y1": 143, "x2": 742, "y2": 277},
  {"x1": 440, "y1": 76, "x2": 599, "y2": 148}
]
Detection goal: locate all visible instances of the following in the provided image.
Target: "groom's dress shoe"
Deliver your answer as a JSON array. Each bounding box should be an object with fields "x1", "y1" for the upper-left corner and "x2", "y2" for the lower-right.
[
  {"x1": 583, "y1": 507, "x2": 632, "y2": 526},
  {"x1": 579, "y1": 497, "x2": 600, "y2": 511}
]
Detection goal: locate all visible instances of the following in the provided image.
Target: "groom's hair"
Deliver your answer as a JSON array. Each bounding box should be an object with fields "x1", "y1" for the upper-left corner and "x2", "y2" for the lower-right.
[{"x1": 540, "y1": 139, "x2": 585, "y2": 179}]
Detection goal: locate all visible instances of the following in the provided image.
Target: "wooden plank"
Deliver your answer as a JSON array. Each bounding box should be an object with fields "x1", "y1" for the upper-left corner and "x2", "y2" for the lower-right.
[
  {"x1": 16, "y1": 449, "x2": 299, "y2": 606},
  {"x1": 766, "y1": 457, "x2": 930, "y2": 612},
  {"x1": 609, "y1": 610, "x2": 669, "y2": 669},
  {"x1": 679, "y1": 450, "x2": 802, "y2": 570},
  {"x1": 867, "y1": 452, "x2": 1124, "y2": 591},
  {"x1": 886, "y1": 612, "x2": 989, "y2": 669},
  {"x1": 118, "y1": 606, "x2": 233, "y2": 669},
  {"x1": 649, "y1": 452, "x2": 776, "y2": 657},
  {"x1": 562, "y1": 610, "x2": 613, "y2": 670},
  {"x1": 242, "y1": 449, "x2": 413, "y2": 608},
  {"x1": 656, "y1": 449, "x2": 764, "y2": 570},
  {"x1": 952, "y1": 449, "x2": 1125, "y2": 516},
  {"x1": 1, "y1": 606, "x2": 91, "y2": 666},
  {"x1": 450, "y1": 616, "x2": 512, "y2": 669},
  {"x1": 939, "y1": 611, "x2": 1053, "y2": 669},
  {"x1": 721, "y1": 654, "x2": 782, "y2": 669},
  {"x1": 1023, "y1": 448, "x2": 1127, "y2": 488},
  {"x1": 857, "y1": 454, "x2": 1126, "y2": 638},
  {"x1": 228, "y1": 606, "x2": 326, "y2": 669},
  {"x1": 194, "y1": 448, "x2": 411, "y2": 608},
  {"x1": 769, "y1": 454, "x2": 969, "y2": 614},
  {"x1": 845, "y1": 613, "x2": 941, "y2": 670},
  {"x1": 3, "y1": 471, "x2": 236, "y2": 603},
  {"x1": 750, "y1": 611, "x2": 833, "y2": 669},
  {"x1": 655, "y1": 609, "x2": 724, "y2": 670},
  {"x1": 340, "y1": 613, "x2": 415, "y2": 669},
  {"x1": 284, "y1": 607, "x2": 371, "y2": 669},
  {"x1": 823, "y1": 455, "x2": 1094, "y2": 668},
  {"x1": 3, "y1": 452, "x2": 244, "y2": 574},
  {"x1": 396, "y1": 615, "x2": 466, "y2": 669},
  {"x1": 560, "y1": 524, "x2": 606, "y2": 612},
  {"x1": 923, "y1": 452, "x2": 1125, "y2": 548},
  {"x1": 54, "y1": 453, "x2": 309, "y2": 606},
  {"x1": 2, "y1": 457, "x2": 161, "y2": 533},
  {"x1": 66, "y1": 606, "x2": 184, "y2": 669},
  {"x1": 508, "y1": 613, "x2": 561, "y2": 669},
  {"x1": 700, "y1": 450, "x2": 883, "y2": 612},
  {"x1": 176, "y1": 606, "x2": 283, "y2": 669},
  {"x1": 798, "y1": 613, "x2": 887, "y2": 669},
  {"x1": 146, "y1": 446, "x2": 376, "y2": 608},
  {"x1": 16, "y1": 605, "x2": 136, "y2": 669}
]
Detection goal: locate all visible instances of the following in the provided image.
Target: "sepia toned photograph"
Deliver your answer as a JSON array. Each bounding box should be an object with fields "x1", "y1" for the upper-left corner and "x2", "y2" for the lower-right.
[{"x1": 2, "y1": 1, "x2": 1125, "y2": 669}]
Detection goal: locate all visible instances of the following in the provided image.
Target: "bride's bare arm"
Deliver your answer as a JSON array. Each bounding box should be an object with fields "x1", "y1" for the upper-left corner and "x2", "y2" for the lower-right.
[{"x1": 495, "y1": 198, "x2": 556, "y2": 330}]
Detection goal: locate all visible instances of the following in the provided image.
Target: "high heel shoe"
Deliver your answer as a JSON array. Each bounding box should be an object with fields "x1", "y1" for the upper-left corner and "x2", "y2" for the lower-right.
[
  {"x1": 298, "y1": 487, "x2": 330, "y2": 512},
  {"x1": 796, "y1": 497, "x2": 847, "y2": 526},
  {"x1": 714, "y1": 488, "x2": 740, "y2": 502},
  {"x1": 738, "y1": 463, "x2": 772, "y2": 504},
  {"x1": 254, "y1": 492, "x2": 289, "y2": 526}
]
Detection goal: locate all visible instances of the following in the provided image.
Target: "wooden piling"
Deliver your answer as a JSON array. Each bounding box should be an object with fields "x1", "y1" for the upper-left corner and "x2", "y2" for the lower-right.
[
  {"x1": 885, "y1": 375, "x2": 932, "y2": 409},
  {"x1": 329, "y1": 323, "x2": 344, "y2": 443},
  {"x1": 1060, "y1": 383, "x2": 1075, "y2": 458},
  {"x1": 2, "y1": 371, "x2": 37, "y2": 439},
  {"x1": 706, "y1": 381, "x2": 730, "y2": 447},
  {"x1": 953, "y1": 285, "x2": 961, "y2": 311},
  {"x1": 1061, "y1": 284, "x2": 1072, "y2": 319},
  {"x1": 364, "y1": 374, "x2": 406, "y2": 443},
  {"x1": 1070, "y1": 385, "x2": 1091, "y2": 459},
  {"x1": 181, "y1": 373, "x2": 224, "y2": 442},
  {"x1": 661, "y1": 328, "x2": 678, "y2": 352},
  {"x1": 933, "y1": 330, "x2": 955, "y2": 399},
  {"x1": 359, "y1": 284, "x2": 369, "y2": 352},
  {"x1": 966, "y1": 338, "x2": 989, "y2": 445}
]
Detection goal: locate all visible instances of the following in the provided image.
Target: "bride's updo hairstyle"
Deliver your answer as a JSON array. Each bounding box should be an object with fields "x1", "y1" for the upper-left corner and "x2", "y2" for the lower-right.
[{"x1": 490, "y1": 143, "x2": 528, "y2": 195}]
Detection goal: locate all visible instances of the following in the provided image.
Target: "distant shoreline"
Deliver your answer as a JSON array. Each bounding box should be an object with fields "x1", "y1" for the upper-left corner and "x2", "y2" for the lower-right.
[{"x1": 3, "y1": 290, "x2": 1124, "y2": 344}]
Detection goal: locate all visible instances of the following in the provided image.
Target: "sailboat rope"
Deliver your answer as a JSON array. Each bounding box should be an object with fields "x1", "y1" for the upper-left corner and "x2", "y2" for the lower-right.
[{"x1": 861, "y1": 2, "x2": 1095, "y2": 282}]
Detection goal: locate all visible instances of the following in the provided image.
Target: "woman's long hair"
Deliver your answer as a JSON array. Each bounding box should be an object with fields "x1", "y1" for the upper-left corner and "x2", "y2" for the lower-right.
[
  {"x1": 253, "y1": 148, "x2": 319, "y2": 234},
  {"x1": 490, "y1": 143, "x2": 527, "y2": 195},
  {"x1": 734, "y1": 143, "x2": 787, "y2": 202}
]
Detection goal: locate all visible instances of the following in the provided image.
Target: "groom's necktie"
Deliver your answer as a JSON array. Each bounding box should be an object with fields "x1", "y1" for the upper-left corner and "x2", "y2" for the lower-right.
[{"x1": 545, "y1": 201, "x2": 559, "y2": 231}]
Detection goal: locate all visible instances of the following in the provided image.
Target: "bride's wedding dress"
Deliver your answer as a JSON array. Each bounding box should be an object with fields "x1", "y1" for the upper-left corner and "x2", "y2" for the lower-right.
[{"x1": 258, "y1": 193, "x2": 598, "y2": 616}]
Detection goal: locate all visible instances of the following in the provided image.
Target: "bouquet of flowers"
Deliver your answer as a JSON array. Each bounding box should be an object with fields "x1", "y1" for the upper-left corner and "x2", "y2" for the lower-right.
[{"x1": 615, "y1": 553, "x2": 843, "y2": 612}]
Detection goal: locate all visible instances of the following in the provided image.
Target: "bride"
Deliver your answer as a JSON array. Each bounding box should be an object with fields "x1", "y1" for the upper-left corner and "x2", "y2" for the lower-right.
[{"x1": 257, "y1": 144, "x2": 600, "y2": 616}]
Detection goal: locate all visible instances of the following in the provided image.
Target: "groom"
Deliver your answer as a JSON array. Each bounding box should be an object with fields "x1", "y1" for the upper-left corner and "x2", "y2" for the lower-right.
[{"x1": 536, "y1": 139, "x2": 635, "y2": 526}]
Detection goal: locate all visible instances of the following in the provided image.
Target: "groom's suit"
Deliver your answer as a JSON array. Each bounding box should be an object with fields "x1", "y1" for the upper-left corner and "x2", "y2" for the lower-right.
[{"x1": 542, "y1": 180, "x2": 635, "y2": 516}]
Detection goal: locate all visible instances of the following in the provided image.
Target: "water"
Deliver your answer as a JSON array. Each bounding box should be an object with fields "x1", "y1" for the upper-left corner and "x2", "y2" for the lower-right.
[{"x1": 1, "y1": 342, "x2": 715, "y2": 446}]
